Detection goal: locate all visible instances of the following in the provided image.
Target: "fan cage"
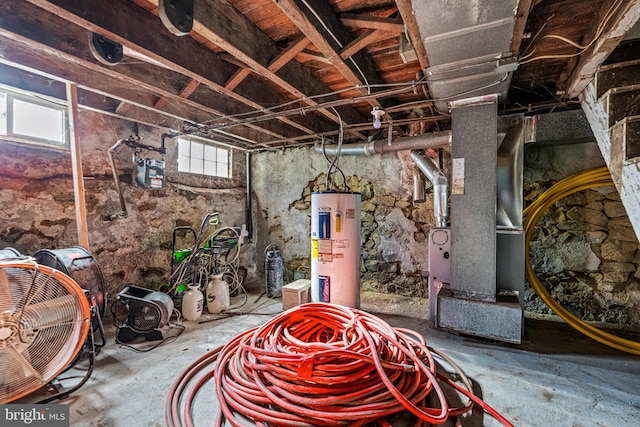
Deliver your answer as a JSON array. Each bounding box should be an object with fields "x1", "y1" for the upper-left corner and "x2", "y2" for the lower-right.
[
  {"x1": 127, "y1": 300, "x2": 163, "y2": 333},
  {"x1": 0, "y1": 261, "x2": 90, "y2": 403}
]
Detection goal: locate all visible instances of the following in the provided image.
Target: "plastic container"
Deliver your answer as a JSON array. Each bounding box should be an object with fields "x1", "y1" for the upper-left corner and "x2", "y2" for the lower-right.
[
  {"x1": 206, "y1": 273, "x2": 230, "y2": 314},
  {"x1": 182, "y1": 285, "x2": 203, "y2": 321}
]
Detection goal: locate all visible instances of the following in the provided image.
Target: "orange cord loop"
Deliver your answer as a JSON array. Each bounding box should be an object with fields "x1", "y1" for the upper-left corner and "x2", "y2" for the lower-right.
[{"x1": 166, "y1": 303, "x2": 514, "y2": 427}]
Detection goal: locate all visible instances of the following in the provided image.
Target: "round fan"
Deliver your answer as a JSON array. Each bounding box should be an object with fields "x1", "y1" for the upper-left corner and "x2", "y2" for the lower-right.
[{"x1": 0, "y1": 261, "x2": 90, "y2": 403}]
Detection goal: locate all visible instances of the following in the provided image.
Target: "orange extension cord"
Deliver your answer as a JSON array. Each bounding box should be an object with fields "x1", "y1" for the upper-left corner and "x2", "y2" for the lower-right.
[{"x1": 166, "y1": 303, "x2": 513, "y2": 427}]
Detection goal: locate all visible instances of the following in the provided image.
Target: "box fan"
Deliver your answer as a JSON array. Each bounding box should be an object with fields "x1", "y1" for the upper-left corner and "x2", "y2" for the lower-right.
[{"x1": 0, "y1": 261, "x2": 91, "y2": 403}]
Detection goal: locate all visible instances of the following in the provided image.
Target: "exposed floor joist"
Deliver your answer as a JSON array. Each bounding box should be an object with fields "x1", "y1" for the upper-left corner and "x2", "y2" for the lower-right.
[
  {"x1": 274, "y1": 0, "x2": 388, "y2": 114},
  {"x1": 0, "y1": 1, "x2": 294, "y2": 143},
  {"x1": 558, "y1": 0, "x2": 640, "y2": 98},
  {"x1": 137, "y1": 0, "x2": 366, "y2": 137},
  {"x1": 24, "y1": 0, "x2": 340, "y2": 139}
]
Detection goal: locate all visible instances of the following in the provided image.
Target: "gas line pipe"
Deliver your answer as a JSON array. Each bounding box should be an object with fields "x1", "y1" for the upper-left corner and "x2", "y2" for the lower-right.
[{"x1": 523, "y1": 166, "x2": 640, "y2": 355}]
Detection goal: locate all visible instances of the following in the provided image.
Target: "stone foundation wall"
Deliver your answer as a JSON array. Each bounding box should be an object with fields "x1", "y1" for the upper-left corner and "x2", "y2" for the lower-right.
[
  {"x1": 252, "y1": 147, "x2": 437, "y2": 297},
  {"x1": 525, "y1": 183, "x2": 640, "y2": 326},
  {"x1": 524, "y1": 142, "x2": 640, "y2": 326},
  {"x1": 0, "y1": 111, "x2": 252, "y2": 303}
]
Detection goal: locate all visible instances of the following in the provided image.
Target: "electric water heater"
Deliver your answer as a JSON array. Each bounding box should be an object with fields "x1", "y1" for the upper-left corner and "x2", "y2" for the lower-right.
[{"x1": 310, "y1": 191, "x2": 361, "y2": 308}]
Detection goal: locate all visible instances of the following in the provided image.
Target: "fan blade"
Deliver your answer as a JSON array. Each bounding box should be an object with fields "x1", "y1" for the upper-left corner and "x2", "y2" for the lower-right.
[
  {"x1": 21, "y1": 295, "x2": 77, "y2": 330},
  {"x1": 0, "y1": 269, "x2": 13, "y2": 312},
  {"x1": 1, "y1": 345, "x2": 42, "y2": 382}
]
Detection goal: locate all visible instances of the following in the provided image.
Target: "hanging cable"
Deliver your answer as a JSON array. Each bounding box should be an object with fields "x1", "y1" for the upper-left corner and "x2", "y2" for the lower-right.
[
  {"x1": 323, "y1": 107, "x2": 347, "y2": 191},
  {"x1": 203, "y1": 79, "x2": 425, "y2": 126},
  {"x1": 523, "y1": 166, "x2": 640, "y2": 355},
  {"x1": 519, "y1": 0, "x2": 623, "y2": 65},
  {"x1": 166, "y1": 303, "x2": 513, "y2": 427}
]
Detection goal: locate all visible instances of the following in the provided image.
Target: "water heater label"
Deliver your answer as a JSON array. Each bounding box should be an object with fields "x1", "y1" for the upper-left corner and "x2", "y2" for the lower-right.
[
  {"x1": 318, "y1": 210, "x2": 331, "y2": 239},
  {"x1": 311, "y1": 238, "x2": 318, "y2": 258},
  {"x1": 318, "y1": 275, "x2": 330, "y2": 302},
  {"x1": 318, "y1": 239, "x2": 332, "y2": 255},
  {"x1": 318, "y1": 239, "x2": 333, "y2": 262},
  {"x1": 334, "y1": 239, "x2": 349, "y2": 248},
  {"x1": 345, "y1": 208, "x2": 355, "y2": 219}
]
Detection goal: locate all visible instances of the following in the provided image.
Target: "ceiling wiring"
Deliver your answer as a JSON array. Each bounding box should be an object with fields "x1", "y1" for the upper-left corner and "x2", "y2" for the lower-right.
[
  {"x1": 202, "y1": 78, "x2": 426, "y2": 126},
  {"x1": 300, "y1": 0, "x2": 372, "y2": 95},
  {"x1": 323, "y1": 107, "x2": 347, "y2": 191},
  {"x1": 519, "y1": 0, "x2": 623, "y2": 65}
]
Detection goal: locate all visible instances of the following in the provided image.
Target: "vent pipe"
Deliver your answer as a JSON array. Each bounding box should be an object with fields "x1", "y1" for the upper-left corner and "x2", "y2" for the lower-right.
[
  {"x1": 411, "y1": 151, "x2": 448, "y2": 227},
  {"x1": 316, "y1": 131, "x2": 451, "y2": 156}
]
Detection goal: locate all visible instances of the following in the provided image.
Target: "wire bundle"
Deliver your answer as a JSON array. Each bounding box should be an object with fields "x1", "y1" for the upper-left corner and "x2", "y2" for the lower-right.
[{"x1": 166, "y1": 303, "x2": 513, "y2": 426}]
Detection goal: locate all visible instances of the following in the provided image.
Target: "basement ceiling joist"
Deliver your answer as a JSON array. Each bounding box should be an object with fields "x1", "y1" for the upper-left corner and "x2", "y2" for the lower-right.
[
  {"x1": 558, "y1": 0, "x2": 640, "y2": 98},
  {"x1": 21, "y1": 0, "x2": 349, "y2": 141},
  {"x1": 0, "y1": 2, "x2": 298, "y2": 144},
  {"x1": 1, "y1": 0, "x2": 637, "y2": 150},
  {"x1": 135, "y1": 0, "x2": 366, "y2": 134},
  {"x1": 273, "y1": 0, "x2": 388, "y2": 113}
]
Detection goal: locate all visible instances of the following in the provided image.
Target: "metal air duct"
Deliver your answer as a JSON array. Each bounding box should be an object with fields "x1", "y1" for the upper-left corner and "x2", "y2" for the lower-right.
[
  {"x1": 411, "y1": 151, "x2": 448, "y2": 228},
  {"x1": 316, "y1": 131, "x2": 451, "y2": 156}
]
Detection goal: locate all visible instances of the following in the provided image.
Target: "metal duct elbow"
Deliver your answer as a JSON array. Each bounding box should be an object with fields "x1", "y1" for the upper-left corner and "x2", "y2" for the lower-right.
[{"x1": 411, "y1": 151, "x2": 448, "y2": 227}]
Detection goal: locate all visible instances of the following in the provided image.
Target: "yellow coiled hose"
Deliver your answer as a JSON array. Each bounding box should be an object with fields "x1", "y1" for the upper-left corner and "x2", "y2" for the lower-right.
[{"x1": 523, "y1": 166, "x2": 640, "y2": 355}]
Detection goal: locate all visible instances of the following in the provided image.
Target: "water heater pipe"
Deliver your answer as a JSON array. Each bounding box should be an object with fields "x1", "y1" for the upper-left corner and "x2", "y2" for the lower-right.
[
  {"x1": 411, "y1": 151, "x2": 448, "y2": 227},
  {"x1": 316, "y1": 131, "x2": 451, "y2": 156}
]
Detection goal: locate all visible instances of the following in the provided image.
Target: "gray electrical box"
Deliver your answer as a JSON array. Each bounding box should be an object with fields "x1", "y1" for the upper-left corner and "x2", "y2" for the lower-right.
[{"x1": 134, "y1": 158, "x2": 165, "y2": 190}]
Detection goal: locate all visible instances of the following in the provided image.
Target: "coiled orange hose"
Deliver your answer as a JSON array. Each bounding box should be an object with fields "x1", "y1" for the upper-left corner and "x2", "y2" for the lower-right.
[{"x1": 166, "y1": 303, "x2": 513, "y2": 426}]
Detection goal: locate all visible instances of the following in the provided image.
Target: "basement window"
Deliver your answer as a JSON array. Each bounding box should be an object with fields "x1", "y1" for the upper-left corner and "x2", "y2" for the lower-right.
[
  {"x1": 0, "y1": 86, "x2": 67, "y2": 147},
  {"x1": 177, "y1": 137, "x2": 230, "y2": 178}
]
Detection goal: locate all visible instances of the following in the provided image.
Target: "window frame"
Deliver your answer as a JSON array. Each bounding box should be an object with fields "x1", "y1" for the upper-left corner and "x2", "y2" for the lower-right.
[
  {"x1": 177, "y1": 136, "x2": 232, "y2": 179},
  {"x1": 0, "y1": 84, "x2": 69, "y2": 149}
]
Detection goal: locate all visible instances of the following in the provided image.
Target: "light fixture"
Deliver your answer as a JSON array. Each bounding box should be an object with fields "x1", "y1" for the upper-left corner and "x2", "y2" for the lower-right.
[{"x1": 371, "y1": 107, "x2": 385, "y2": 129}]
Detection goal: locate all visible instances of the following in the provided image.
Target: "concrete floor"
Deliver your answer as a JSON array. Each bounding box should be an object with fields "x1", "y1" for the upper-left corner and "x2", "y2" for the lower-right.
[{"x1": 20, "y1": 293, "x2": 640, "y2": 427}]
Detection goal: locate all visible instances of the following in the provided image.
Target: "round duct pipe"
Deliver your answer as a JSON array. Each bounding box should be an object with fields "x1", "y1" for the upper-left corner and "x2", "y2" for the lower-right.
[{"x1": 316, "y1": 131, "x2": 451, "y2": 156}]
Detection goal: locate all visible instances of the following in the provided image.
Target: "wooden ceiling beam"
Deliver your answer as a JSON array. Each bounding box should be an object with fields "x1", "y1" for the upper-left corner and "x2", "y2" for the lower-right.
[
  {"x1": 0, "y1": 2, "x2": 292, "y2": 141},
  {"x1": 224, "y1": 68, "x2": 253, "y2": 91},
  {"x1": 558, "y1": 0, "x2": 640, "y2": 99},
  {"x1": 297, "y1": 50, "x2": 333, "y2": 65},
  {"x1": 144, "y1": 0, "x2": 364, "y2": 130},
  {"x1": 154, "y1": 79, "x2": 200, "y2": 109},
  {"x1": 269, "y1": 36, "x2": 312, "y2": 72},
  {"x1": 274, "y1": 0, "x2": 386, "y2": 112},
  {"x1": 21, "y1": 0, "x2": 329, "y2": 136},
  {"x1": 395, "y1": 0, "x2": 430, "y2": 73},
  {"x1": 340, "y1": 30, "x2": 387, "y2": 60},
  {"x1": 339, "y1": 14, "x2": 405, "y2": 33},
  {"x1": 225, "y1": 36, "x2": 310, "y2": 90}
]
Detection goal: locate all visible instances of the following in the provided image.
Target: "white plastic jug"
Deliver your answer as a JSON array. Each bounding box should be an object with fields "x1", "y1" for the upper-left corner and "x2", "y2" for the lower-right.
[
  {"x1": 206, "y1": 273, "x2": 230, "y2": 314},
  {"x1": 182, "y1": 285, "x2": 203, "y2": 321}
]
